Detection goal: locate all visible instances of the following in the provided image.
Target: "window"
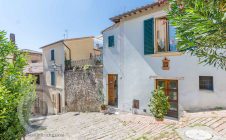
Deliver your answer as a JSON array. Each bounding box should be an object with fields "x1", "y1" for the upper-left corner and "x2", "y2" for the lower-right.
[
  {"x1": 31, "y1": 60, "x2": 38, "y2": 63},
  {"x1": 155, "y1": 17, "x2": 177, "y2": 53},
  {"x1": 35, "y1": 75, "x2": 40, "y2": 85},
  {"x1": 169, "y1": 25, "x2": 177, "y2": 51},
  {"x1": 108, "y1": 36, "x2": 114, "y2": 47},
  {"x1": 51, "y1": 72, "x2": 55, "y2": 86},
  {"x1": 51, "y1": 50, "x2": 55, "y2": 61},
  {"x1": 199, "y1": 76, "x2": 213, "y2": 91}
]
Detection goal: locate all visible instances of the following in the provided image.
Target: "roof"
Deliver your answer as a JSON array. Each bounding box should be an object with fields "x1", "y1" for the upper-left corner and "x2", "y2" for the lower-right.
[
  {"x1": 24, "y1": 63, "x2": 43, "y2": 74},
  {"x1": 110, "y1": 1, "x2": 167, "y2": 23},
  {"x1": 21, "y1": 49, "x2": 42, "y2": 54},
  {"x1": 40, "y1": 36, "x2": 95, "y2": 49},
  {"x1": 101, "y1": 24, "x2": 117, "y2": 34},
  {"x1": 95, "y1": 35, "x2": 103, "y2": 40}
]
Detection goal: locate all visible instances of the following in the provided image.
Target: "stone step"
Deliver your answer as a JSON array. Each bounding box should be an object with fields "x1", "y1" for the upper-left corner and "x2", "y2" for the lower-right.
[{"x1": 107, "y1": 106, "x2": 120, "y2": 114}]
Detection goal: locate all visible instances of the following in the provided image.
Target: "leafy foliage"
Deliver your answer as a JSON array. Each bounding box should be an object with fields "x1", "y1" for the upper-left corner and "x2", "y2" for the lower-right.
[
  {"x1": 100, "y1": 104, "x2": 107, "y2": 110},
  {"x1": 0, "y1": 31, "x2": 36, "y2": 139},
  {"x1": 167, "y1": 0, "x2": 226, "y2": 69},
  {"x1": 149, "y1": 88, "x2": 170, "y2": 120}
]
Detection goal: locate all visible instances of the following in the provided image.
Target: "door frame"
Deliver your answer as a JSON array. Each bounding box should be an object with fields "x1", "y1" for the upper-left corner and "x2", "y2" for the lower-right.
[
  {"x1": 156, "y1": 79, "x2": 179, "y2": 118},
  {"x1": 107, "y1": 74, "x2": 118, "y2": 107}
]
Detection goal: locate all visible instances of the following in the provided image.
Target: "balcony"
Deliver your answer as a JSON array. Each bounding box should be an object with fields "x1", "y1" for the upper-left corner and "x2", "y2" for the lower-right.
[{"x1": 65, "y1": 55, "x2": 102, "y2": 70}]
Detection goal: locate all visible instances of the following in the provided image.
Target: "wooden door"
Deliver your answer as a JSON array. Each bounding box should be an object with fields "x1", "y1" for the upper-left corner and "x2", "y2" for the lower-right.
[
  {"x1": 108, "y1": 74, "x2": 117, "y2": 106},
  {"x1": 57, "y1": 93, "x2": 61, "y2": 113},
  {"x1": 156, "y1": 80, "x2": 178, "y2": 118}
]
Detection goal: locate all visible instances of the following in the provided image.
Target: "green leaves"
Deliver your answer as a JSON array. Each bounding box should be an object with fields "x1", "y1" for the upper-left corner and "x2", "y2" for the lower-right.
[
  {"x1": 167, "y1": 0, "x2": 226, "y2": 70},
  {"x1": 0, "y1": 31, "x2": 36, "y2": 139},
  {"x1": 149, "y1": 88, "x2": 170, "y2": 119}
]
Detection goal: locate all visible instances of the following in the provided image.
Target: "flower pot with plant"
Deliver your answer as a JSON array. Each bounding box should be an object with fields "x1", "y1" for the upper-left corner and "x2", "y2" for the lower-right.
[
  {"x1": 149, "y1": 88, "x2": 170, "y2": 121},
  {"x1": 100, "y1": 104, "x2": 108, "y2": 113}
]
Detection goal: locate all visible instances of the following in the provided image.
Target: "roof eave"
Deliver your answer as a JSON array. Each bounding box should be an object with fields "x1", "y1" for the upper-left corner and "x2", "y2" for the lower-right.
[
  {"x1": 40, "y1": 36, "x2": 95, "y2": 49},
  {"x1": 40, "y1": 40, "x2": 64, "y2": 49},
  {"x1": 110, "y1": 1, "x2": 167, "y2": 23}
]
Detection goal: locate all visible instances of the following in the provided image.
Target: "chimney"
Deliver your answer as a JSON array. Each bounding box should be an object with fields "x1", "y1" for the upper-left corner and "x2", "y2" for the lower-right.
[{"x1": 10, "y1": 33, "x2": 15, "y2": 44}]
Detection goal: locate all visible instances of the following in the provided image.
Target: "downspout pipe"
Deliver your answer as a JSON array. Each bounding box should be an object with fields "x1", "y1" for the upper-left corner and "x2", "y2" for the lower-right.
[
  {"x1": 62, "y1": 41, "x2": 71, "y2": 111},
  {"x1": 63, "y1": 41, "x2": 72, "y2": 69}
]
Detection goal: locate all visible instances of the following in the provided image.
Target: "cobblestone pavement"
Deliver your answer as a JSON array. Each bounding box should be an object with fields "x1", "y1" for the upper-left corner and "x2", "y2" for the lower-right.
[{"x1": 26, "y1": 110, "x2": 226, "y2": 140}]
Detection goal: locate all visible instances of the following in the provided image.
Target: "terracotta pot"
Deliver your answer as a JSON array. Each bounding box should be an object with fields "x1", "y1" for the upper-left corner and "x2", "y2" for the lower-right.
[
  {"x1": 100, "y1": 109, "x2": 108, "y2": 114},
  {"x1": 155, "y1": 117, "x2": 164, "y2": 121}
]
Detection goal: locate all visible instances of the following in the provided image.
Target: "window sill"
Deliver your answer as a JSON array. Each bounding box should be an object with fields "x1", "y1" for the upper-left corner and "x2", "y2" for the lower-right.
[
  {"x1": 199, "y1": 89, "x2": 214, "y2": 93},
  {"x1": 151, "y1": 52, "x2": 183, "y2": 57}
]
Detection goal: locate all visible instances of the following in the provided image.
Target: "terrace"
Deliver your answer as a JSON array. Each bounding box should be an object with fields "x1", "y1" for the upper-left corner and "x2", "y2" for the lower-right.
[{"x1": 65, "y1": 54, "x2": 103, "y2": 70}]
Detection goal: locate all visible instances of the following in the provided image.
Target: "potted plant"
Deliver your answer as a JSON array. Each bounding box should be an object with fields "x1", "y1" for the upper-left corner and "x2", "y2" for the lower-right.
[
  {"x1": 149, "y1": 88, "x2": 170, "y2": 121},
  {"x1": 100, "y1": 104, "x2": 108, "y2": 114}
]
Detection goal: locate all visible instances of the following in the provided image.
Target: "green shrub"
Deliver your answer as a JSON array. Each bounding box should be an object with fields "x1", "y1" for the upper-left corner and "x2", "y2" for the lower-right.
[
  {"x1": 149, "y1": 88, "x2": 170, "y2": 120},
  {"x1": 100, "y1": 104, "x2": 107, "y2": 110},
  {"x1": 0, "y1": 31, "x2": 36, "y2": 139}
]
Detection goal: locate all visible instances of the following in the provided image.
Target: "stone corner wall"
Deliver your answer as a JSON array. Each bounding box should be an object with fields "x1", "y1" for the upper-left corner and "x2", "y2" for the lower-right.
[{"x1": 65, "y1": 66, "x2": 103, "y2": 112}]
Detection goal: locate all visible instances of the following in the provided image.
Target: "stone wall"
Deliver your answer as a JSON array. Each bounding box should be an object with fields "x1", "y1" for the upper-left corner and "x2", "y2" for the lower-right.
[{"x1": 65, "y1": 66, "x2": 103, "y2": 112}]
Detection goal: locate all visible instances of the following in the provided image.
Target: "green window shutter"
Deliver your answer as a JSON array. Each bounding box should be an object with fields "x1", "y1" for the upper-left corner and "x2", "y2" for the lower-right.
[
  {"x1": 112, "y1": 36, "x2": 114, "y2": 46},
  {"x1": 144, "y1": 18, "x2": 154, "y2": 55},
  {"x1": 51, "y1": 50, "x2": 55, "y2": 60},
  {"x1": 108, "y1": 36, "x2": 114, "y2": 47},
  {"x1": 51, "y1": 72, "x2": 55, "y2": 86},
  {"x1": 108, "y1": 36, "x2": 111, "y2": 47}
]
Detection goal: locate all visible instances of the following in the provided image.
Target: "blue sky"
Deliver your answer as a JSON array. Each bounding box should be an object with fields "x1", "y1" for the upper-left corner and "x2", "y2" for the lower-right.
[{"x1": 0, "y1": 0, "x2": 153, "y2": 51}]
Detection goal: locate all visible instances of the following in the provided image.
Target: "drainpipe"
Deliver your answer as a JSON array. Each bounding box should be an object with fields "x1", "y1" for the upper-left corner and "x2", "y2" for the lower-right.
[
  {"x1": 62, "y1": 41, "x2": 71, "y2": 113},
  {"x1": 63, "y1": 41, "x2": 72, "y2": 69}
]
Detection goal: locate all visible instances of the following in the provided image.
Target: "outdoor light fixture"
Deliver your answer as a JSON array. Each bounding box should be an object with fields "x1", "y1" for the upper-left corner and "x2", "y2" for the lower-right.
[{"x1": 51, "y1": 62, "x2": 62, "y2": 72}]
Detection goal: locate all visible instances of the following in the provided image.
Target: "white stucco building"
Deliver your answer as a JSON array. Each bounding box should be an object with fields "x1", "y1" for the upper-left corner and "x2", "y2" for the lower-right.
[{"x1": 102, "y1": 1, "x2": 226, "y2": 118}]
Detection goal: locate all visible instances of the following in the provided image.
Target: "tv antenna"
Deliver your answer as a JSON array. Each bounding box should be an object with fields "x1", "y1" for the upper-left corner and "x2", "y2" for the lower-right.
[{"x1": 63, "y1": 29, "x2": 68, "y2": 39}]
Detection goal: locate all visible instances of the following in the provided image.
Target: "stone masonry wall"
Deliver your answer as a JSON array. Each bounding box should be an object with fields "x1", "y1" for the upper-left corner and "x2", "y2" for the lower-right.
[{"x1": 65, "y1": 66, "x2": 103, "y2": 112}]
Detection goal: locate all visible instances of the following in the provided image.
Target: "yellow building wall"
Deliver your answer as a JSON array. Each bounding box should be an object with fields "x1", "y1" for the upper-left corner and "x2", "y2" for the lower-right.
[
  {"x1": 64, "y1": 37, "x2": 95, "y2": 61},
  {"x1": 27, "y1": 53, "x2": 42, "y2": 63}
]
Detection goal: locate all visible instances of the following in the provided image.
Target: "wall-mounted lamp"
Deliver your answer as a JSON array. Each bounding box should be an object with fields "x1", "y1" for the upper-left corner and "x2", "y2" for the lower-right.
[{"x1": 51, "y1": 62, "x2": 62, "y2": 72}]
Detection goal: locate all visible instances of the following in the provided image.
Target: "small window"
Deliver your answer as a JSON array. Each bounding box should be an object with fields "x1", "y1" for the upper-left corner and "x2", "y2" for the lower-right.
[
  {"x1": 35, "y1": 75, "x2": 40, "y2": 85},
  {"x1": 31, "y1": 60, "x2": 38, "y2": 63},
  {"x1": 51, "y1": 50, "x2": 55, "y2": 61},
  {"x1": 199, "y1": 76, "x2": 213, "y2": 91},
  {"x1": 108, "y1": 36, "x2": 114, "y2": 47},
  {"x1": 51, "y1": 72, "x2": 55, "y2": 86}
]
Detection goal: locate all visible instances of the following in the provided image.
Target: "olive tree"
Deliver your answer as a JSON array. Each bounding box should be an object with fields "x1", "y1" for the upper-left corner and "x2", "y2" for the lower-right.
[{"x1": 167, "y1": 0, "x2": 226, "y2": 69}]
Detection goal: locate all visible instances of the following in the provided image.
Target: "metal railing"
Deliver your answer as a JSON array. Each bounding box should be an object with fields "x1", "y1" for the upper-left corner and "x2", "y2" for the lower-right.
[
  {"x1": 65, "y1": 55, "x2": 102, "y2": 70},
  {"x1": 71, "y1": 59, "x2": 95, "y2": 67}
]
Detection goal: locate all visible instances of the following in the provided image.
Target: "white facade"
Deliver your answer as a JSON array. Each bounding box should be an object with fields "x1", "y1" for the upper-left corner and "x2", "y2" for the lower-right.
[
  {"x1": 42, "y1": 42, "x2": 66, "y2": 114},
  {"x1": 103, "y1": 4, "x2": 226, "y2": 117}
]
